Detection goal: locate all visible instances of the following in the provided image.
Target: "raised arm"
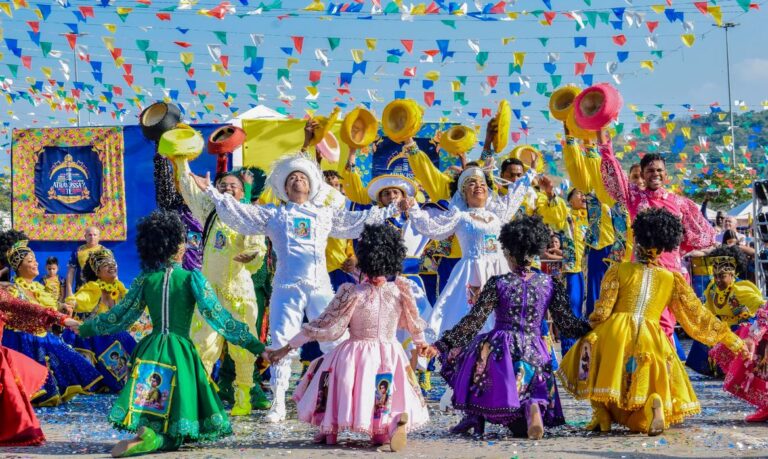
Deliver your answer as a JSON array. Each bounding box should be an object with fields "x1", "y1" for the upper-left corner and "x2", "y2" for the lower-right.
[
  {"x1": 669, "y1": 272, "x2": 743, "y2": 352},
  {"x1": 340, "y1": 152, "x2": 373, "y2": 206},
  {"x1": 328, "y1": 204, "x2": 395, "y2": 240},
  {"x1": 79, "y1": 275, "x2": 148, "y2": 337},
  {"x1": 562, "y1": 137, "x2": 592, "y2": 193},
  {"x1": 587, "y1": 263, "x2": 620, "y2": 326},
  {"x1": 406, "y1": 204, "x2": 462, "y2": 241},
  {"x1": 204, "y1": 185, "x2": 276, "y2": 236},
  {"x1": 66, "y1": 281, "x2": 101, "y2": 313},
  {"x1": 288, "y1": 283, "x2": 359, "y2": 349},
  {"x1": 395, "y1": 277, "x2": 428, "y2": 346},
  {"x1": 190, "y1": 270, "x2": 265, "y2": 355},
  {"x1": 174, "y1": 159, "x2": 216, "y2": 222},
  {"x1": 678, "y1": 196, "x2": 717, "y2": 253},
  {"x1": 548, "y1": 277, "x2": 591, "y2": 338},
  {"x1": 598, "y1": 137, "x2": 629, "y2": 207},
  {"x1": 435, "y1": 275, "x2": 499, "y2": 353},
  {"x1": 0, "y1": 289, "x2": 68, "y2": 334},
  {"x1": 488, "y1": 167, "x2": 536, "y2": 222},
  {"x1": 405, "y1": 142, "x2": 453, "y2": 201}
]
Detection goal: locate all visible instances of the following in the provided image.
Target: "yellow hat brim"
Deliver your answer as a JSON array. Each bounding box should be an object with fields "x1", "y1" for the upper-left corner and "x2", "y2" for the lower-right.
[
  {"x1": 310, "y1": 106, "x2": 341, "y2": 146},
  {"x1": 340, "y1": 107, "x2": 379, "y2": 149},
  {"x1": 382, "y1": 99, "x2": 423, "y2": 143},
  {"x1": 550, "y1": 85, "x2": 581, "y2": 122},
  {"x1": 439, "y1": 125, "x2": 477, "y2": 156},
  {"x1": 510, "y1": 144, "x2": 544, "y2": 174},
  {"x1": 494, "y1": 100, "x2": 511, "y2": 152},
  {"x1": 157, "y1": 126, "x2": 204, "y2": 160}
]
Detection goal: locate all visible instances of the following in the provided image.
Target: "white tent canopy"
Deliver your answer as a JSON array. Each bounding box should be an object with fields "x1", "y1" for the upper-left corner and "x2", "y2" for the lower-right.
[
  {"x1": 727, "y1": 200, "x2": 753, "y2": 224},
  {"x1": 227, "y1": 105, "x2": 286, "y2": 167}
]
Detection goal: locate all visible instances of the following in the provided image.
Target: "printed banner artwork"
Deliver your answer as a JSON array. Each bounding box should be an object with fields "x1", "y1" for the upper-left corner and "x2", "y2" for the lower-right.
[
  {"x1": 369, "y1": 122, "x2": 447, "y2": 181},
  {"x1": 12, "y1": 127, "x2": 127, "y2": 241}
]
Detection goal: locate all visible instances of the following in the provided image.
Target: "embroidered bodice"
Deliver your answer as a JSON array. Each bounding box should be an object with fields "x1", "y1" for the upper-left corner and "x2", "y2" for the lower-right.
[
  {"x1": 289, "y1": 277, "x2": 427, "y2": 348},
  {"x1": 205, "y1": 186, "x2": 393, "y2": 290},
  {"x1": 703, "y1": 279, "x2": 766, "y2": 326},
  {"x1": 435, "y1": 272, "x2": 590, "y2": 366}
]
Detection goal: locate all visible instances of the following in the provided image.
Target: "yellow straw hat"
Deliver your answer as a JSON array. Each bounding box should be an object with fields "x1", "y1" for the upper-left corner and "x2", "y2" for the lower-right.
[
  {"x1": 309, "y1": 107, "x2": 341, "y2": 146},
  {"x1": 439, "y1": 125, "x2": 477, "y2": 156},
  {"x1": 157, "y1": 124, "x2": 204, "y2": 161},
  {"x1": 382, "y1": 99, "x2": 423, "y2": 143},
  {"x1": 510, "y1": 145, "x2": 543, "y2": 174},
  {"x1": 493, "y1": 99, "x2": 511, "y2": 152},
  {"x1": 566, "y1": 110, "x2": 597, "y2": 142},
  {"x1": 340, "y1": 107, "x2": 379, "y2": 150},
  {"x1": 549, "y1": 85, "x2": 581, "y2": 122}
]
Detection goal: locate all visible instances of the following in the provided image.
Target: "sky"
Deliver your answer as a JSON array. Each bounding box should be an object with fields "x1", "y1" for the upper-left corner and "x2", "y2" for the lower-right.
[{"x1": 1, "y1": 0, "x2": 767, "y2": 169}]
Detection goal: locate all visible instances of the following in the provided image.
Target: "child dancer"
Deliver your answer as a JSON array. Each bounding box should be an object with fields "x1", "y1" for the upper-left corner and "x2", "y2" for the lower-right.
[
  {"x1": 269, "y1": 224, "x2": 429, "y2": 451},
  {"x1": 72, "y1": 210, "x2": 267, "y2": 457},
  {"x1": 42, "y1": 256, "x2": 65, "y2": 302},
  {"x1": 63, "y1": 249, "x2": 137, "y2": 392},
  {"x1": 687, "y1": 245, "x2": 764, "y2": 376},
  {"x1": 558, "y1": 208, "x2": 748, "y2": 436},
  {"x1": 421, "y1": 216, "x2": 591, "y2": 439},
  {"x1": 0, "y1": 289, "x2": 80, "y2": 445},
  {"x1": 2, "y1": 241, "x2": 102, "y2": 406}
]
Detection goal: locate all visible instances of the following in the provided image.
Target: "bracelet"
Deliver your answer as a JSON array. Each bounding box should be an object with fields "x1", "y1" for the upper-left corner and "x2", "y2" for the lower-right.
[
  {"x1": 402, "y1": 142, "x2": 419, "y2": 156},
  {"x1": 345, "y1": 162, "x2": 356, "y2": 171},
  {"x1": 565, "y1": 136, "x2": 578, "y2": 146},
  {"x1": 479, "y1": 148, "x2": 494, "y2": 160}
]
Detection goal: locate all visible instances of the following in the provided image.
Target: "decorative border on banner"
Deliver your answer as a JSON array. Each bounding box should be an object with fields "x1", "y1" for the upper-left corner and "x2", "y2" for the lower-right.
[{"x1": 11, "y1": 127, "x2": 127, "y2": 241}]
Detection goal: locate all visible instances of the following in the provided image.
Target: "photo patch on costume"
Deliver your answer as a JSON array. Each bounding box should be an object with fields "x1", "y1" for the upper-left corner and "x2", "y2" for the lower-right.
[
  {"x1": 292, "y1": 217, "x2": 311, "y2": 240},
  {"x1": 213, "y1": 230, "x2": 227, "y2": 250},
  {"x1": 186, "y1": 230, "x2": 202, "y2": 251},
  {"x1": 578, "y1": 342, "x2": 592, "y2": 381},
  {"x1": 314, "y1": 370, "x2": 331, "y2": 415},
  {"x1": 514, "y1": 360, "x2": 535, "y2": 394},
  {"x1": 373, "y1": 372, "x2": 393, "y2": 419},
  {"x1": 98, "y1": 341, "x2": 130, "y2": 382},
  {"x1": 483, "y1": 235, "x2": 498, "y2": 254},
  {"x1": 130, "y1": 360, "x2": 176, "y2": 417}
]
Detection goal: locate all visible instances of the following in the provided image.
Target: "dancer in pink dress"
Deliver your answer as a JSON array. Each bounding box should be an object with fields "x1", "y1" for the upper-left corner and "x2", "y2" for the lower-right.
[{"x1": 269, "y1": 224, "x2": 429, "y2": 451}]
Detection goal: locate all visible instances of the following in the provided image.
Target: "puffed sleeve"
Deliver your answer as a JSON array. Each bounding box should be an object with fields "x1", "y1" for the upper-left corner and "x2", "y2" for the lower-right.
[
  {"x1": 598, "y1": 138, "x2": 629, "y2": 208},
  {"x1": 562, "y1": 137, "x2": 591, "y2": 193},
  {"x1": 0, "y1": 289, "x2": 66, "y2": 334},
  {"x1": 328, "y1": 204, "x2": 396, "y2": 240},
  {"x1": 588, "y1": 263, "x2": 621, "y2": 326},
  {"x1": 79, "y1": 275, "x2": 148, "y2": 337},
  {"x1": 205, "y1": 185, "x2": 277, "y2": 236},
  {"x1": 536, "y1": 194, "x2": 569, "y2": 232},
  {"x1": 488, "y1": 168, "x2": 536, "y2": 222},
  {"x1": 406, "y1": 144, "x2": 452, "y2": 201},
  {"x1": 749, "y1": 305, "x2": 768, "y2": 342},
  {"x1": 242, "y1": 235, "x2": 267, "y2": 274},
  {"x1": 548, "y1": 277, "x2": 591, "y2": 338},
  {"x1": 66, "y1": 281, "x2": 102, "y2": 313},
  {"x1": 395, "y1": 277, "x2": 427, "y2": 346},
  {"x1": 407, "y1": 204, "x2": 462, "y2": 241},
  {"x1": 175, "y1": 159, "x2": 216, "y2": 223},
  {"x1": 731, "y1": 280, "x2": 767, "y2": 321},
  {"x1": 435, "y1": 275, "x2": 499, "y2": 354},
  {"x1": 669, "y1": 272, "x2": 743, "y2": 352},
  {"x1": 678, "y1": 195, "x2": 717, "y2": 253},
  {"x1": 288, "y1": 283, "x2": 359, "y2": 349},
  {"x1": 340, "y1": 165, "x2": 372, "y2": 206}
]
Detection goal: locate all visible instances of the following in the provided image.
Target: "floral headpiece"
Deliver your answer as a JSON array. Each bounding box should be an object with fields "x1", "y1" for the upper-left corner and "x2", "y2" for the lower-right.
[
  {"x1": 708, "y1": 256, "x2": 737, "y2": 275},
  {"x1": 6, "y1": 240, "x2": 32, "y2": 271},
  {"x1": 88, "y1": 248, "x2": 115, "y2": 273}
]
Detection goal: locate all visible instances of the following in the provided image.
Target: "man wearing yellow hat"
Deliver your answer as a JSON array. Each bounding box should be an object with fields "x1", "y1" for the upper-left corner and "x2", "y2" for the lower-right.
[
  {"x1": 174, "y1": 160, "x2": 269, "y2": 417},
  {"x1": 189, "y1": 130, "x2": 397, "y2": 422}
]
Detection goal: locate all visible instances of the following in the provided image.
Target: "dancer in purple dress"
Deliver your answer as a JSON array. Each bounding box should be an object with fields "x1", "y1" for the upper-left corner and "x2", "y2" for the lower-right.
[{"x1": 422, "y1": 215, "x2": 590, "y2": 439}]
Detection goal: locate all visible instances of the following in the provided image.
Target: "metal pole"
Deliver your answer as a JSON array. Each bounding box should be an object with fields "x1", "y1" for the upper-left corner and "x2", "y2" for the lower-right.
[
  {"x1": 717, "y1": 22, "x2": 739, "y2": 167},
  {"x1": 73, "y1": 47, "x2": 80, "y2": 127}
]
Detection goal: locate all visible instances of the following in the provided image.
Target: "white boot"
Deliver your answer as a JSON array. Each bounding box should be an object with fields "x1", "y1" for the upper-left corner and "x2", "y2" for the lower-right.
[
  {"x1": 266, "y1": 359, "x2": 291, "y2": 423},
  {"x1": 265, "y1": 388, "x2": 286, "y2": 423},
  {"x1": 439, "y1": 386, "x2": 454, "y2": 411}
]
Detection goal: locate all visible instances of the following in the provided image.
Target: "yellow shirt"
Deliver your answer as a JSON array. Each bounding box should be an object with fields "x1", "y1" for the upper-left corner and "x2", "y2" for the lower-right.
[
  {"x1": 536, "y1": 194, "x2": 587, "y2": 273},
  {"x1": 66, "y1": 280, "x2": 128, "y2": 315},
  {"x1": 703, "y1": 279, "x2": 766, "y2": 326},
  {"x1": 326, "y1": 238, "x2": 355, "y2": 273}
]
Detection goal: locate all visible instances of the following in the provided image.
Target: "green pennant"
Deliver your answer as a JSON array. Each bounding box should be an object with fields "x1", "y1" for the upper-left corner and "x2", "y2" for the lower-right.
[
  {"x1": 117, "y1": 10, "x2": 131, "y2": 22},
  {"x1": 583, "y1": 0, "x2": 591, "y2": 5},
  {"x1": 457, "y1": 76, "x2": 467, "y2": 84},
  {"x1": 654, "y1": 104, "x2": 663, "y2": 109},
  {"x1": 538, "y1": 37, "x2": 549, "y2": 47},
  {"x1": 246, "y1": 84, "x2": 258, "y2": 93},
  {"x1": 328, "y1": 37, "x2": 340, "y2": 50},
  {"x1": 307, "y1": 101, "x2": 319, "y2": 109},
  {"x1": 584, "y1": 11, "x2": 598, "y2": 28},
  {"x1": 213, "y1": 31, "x2": 227, "y2": 45},
  {"x1": 441, "y1": 20, "x2": 456, "y2": 29},
  {"x1": 386, "y1": 55, "x2": 400, "y2": 63},
  {"x1": 536, "y1": 82, "x2": 548, "y2": 95},
  {"x1": 145, "y1": 50, "x2": 158, "y2": 65},
  {"x1": 277, "y1": 68, "x2": 290, "y2": 80},
  {"x1": 651, "y1": 50, "x2": 663, "y2": 58},
  {"x1": 541, "y1": 110, "x2": 550, "y2": 121},
  {"x1": 530, "y1": 10, "x2": 543, "y2": 18},
  {"x1": 153, "y1": 77, "x2": 165, "y2": 87},
  {"x1": 442, "y1": 110, "x2": 452, "y2": 116},
  {"x1": 136, "y1": 40, "x2": 150, "y2": 51},
  {"x1": 508, "y1": 63, "x2": 521, "y2": 75},
  {"x1": 40, "y1": 41, "x2": 52, "y2": 57},
  {"x1": 631, "y1": 128, "x2": 641, "y2": 137},
  {"x1": 598, "y1": 11, "x2": 610, "y2": 24},
  {"x1": 182, "y1": 63, "x2": 193, "y2": 72},
  {"x1": 475, "y1": 51, "x2": 489, "y2": 67},
  {"x1": 160, "y1": 5, "x2": 177, "y2": 11},
  {"x1": 736, "y1": 0, "x2": 750, "y2": 12},
  {"x1": 244, "y1": 45, "x2": 258, "y2": 61},
  {"x1": 6, "y1": 64, "x2": 17, "y2": 77},
  {"x1": 276, "y1": 107, "x2": 288, "y2": 115},
  {"x1": 151, "y1": 65, "x2": 164, "y2": 74},
  {"x1": 614, "y1": 122, "x2": 624, "y2": 134},
  {"x1": 383, "y1": 1, "x2": 399, "y2": 14},
  {"x1": 550, "y1": 74, "x2": 562, "y2": 87}
]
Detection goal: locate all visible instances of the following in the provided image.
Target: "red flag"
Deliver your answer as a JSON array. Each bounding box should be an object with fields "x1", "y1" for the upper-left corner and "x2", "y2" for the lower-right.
[
  {"x1": 291, "y1": 36, "x2": 304, "y2": 54},
  {"x1": 640, "y1": 123, "x2": 650, "y2": 135},
  {"x1": 79, "y1": 6, "x2": 94, "y2": 18},
  {"x1": 113, "y1": 86, "x2": 123, "y2": 96},
  {"x1": 309, "y1": 70, "x2": 322, "y2": 83},
  {"x1": 174, "y1": 41, "x2": 192, "y2": 48},
  {"x1": 511, "y1": 132, "x2": 521, "y2": 143},
  {"x1": 156, "y1": 12, "x2": 171, "y2": 21},
  {"x1": 486, "y1": 75, "x2": 498, "y2": 87},
  {"x1": 543, "y1": 11, "x2": 556, "y2": 24},
  {"x1": 489, "y1": 1, "x2": 505, "y2": 14},
  {"x1": 401, "y1": 40, "x2": 414, "y2": 54},
  {"x1": 424, "y1": 91, "x2": 435, "y2": 107},
  {"x1": 693, "y1": 2, "x2": 708, "y2": 14},
  {"x1": 612, "y1": 35, "x2": 627, "y2": 46},
  {"x1": 481, "y1": 108, "x2": 492, "y2": 118},
  {"x1": 404, "y1": 66, "x2": 416, "y2": 77},
  {"x1": 123, "y1": 64, "x2": 133, "y2": 74},
  {"x1": 583, "y1": 52, "x2": 595, "y2": 65},
  {"x1": 574, "y1": 62, "x2": 587, "y2": 75},
  {"x1": 64, "y1": 33, "x2": 78, "y2": 49},
  {"x1": 21, "y1": 56, "x2": 31, "y2": 69},
  {"x1": 27, "y1": 21, "x2": 39, "y2": 33},
  {"x1": 646, "y1": 21, "x2": 659, "y2": 33},
  {"x1": 425, "y1": 2, "x2": 440, "y2": 14},
  {"x1": 220, "y1": 55, "x2": 229, "y2": 68},
  {"x1": 123, "y1": 74, "x2": 134, "y2": 86}
]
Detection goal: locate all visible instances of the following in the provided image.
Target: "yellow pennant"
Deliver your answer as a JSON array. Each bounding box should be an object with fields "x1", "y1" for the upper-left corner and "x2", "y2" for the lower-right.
[
  {"x1": 0, "y1": 3, "x2": 12, "y2": 17},
  {"x1": 451, "y1": 80, "x2": 461, "y2": 91},
  {"x1": 102, "y1": 36, "x2": 115, "y2": 51},
  {"x1": 681, "y1": 127, "x2": 691, "y2": 139},
  {"x1": 216, "y1": 82, "x2": 226, "y2": 93},
  {"x1": 723, "y1": 135, "x2": 732, "y2": 146},
  {"x1": 502, "y1": 37, "x2": 515, "y2": 45},
  {"x1": 103, "y1": 23, "x2": 117, "y2": 34},
  {"x1": 365, "y1": 38, "x2": 377, "y2": 51},
  {"x1": 424, "y1": 70, "x2": 440, "y2": 81},
  {"x1": 305, "y1": 86, "x2": 318, "y2": 97},
  {"x1": 513, "y1": 51, "x2": 526, "y2": 67},
  {"x1": 41, "y1": 66, "x2": 52, "y2": 79},
  {"x1": 666, "y1": 122, "x2": 675, "y2": 133},
  {"x1": 681, "y1": 34, "x2": 695, "y2": 47},
  {"x1": 650, "y1": 5, "x2": 665, "y2": 14},
  {"x1": 180, "y1": 52, "x2": 194, "y2": 65},
  {"x1": 286, "y1": 57, "x2": 299, "y2": 68},
  {"x1": 640, "y1": 61, "x2": 654, "y2": 71},
  {"x1": 351, "y1": 49, "x2": 364, "y2": 64},
  {"x1": 304, "y1": 0, "x2": 324, "y2": 11},
  {"x1": 708, "y1": 6, "x2": 722, "y2": 26}
]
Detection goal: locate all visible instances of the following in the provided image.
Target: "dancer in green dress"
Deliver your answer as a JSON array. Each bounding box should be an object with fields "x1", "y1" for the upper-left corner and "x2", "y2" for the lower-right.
[{"x1": 73, "y1": 210, "x2": 268, "y2": 457}]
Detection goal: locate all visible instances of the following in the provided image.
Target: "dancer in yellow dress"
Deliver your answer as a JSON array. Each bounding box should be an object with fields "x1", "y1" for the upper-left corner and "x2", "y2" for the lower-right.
[{"x1": 557, "y1": 208, "x2": 748, "y2": 436}]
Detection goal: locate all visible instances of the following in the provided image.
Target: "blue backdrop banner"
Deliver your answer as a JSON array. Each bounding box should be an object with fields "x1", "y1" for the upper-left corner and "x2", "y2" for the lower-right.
[{"x1": 34, "y1": 145, "x2": 103, "y2": 214}]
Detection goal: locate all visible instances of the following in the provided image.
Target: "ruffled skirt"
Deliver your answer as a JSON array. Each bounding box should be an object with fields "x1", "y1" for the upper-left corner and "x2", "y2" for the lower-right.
[
  {"x1": 294, "y1": 339, "x2": 429, "y2": 437},
  {"x1": 0, "y1": 345, "x2": 48, "y2": 445},
  {"x1": 710, "y1": 324, "x2": 768, "y2": 410},
  {"x1": 63, "y1": 329, "x2": 137, "y2": 392}
]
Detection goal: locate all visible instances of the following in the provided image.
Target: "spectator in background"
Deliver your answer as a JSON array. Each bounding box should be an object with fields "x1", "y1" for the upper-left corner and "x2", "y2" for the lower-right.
[
  {"x1": 66, "y1": 226, "x2": 104, "y2": 297},
  {"x1": 717, "y1": 217, "x2": 746, "y2": 245},
  {"x1": 628, "y1": 164, "x2": 645, "y2": 190}
]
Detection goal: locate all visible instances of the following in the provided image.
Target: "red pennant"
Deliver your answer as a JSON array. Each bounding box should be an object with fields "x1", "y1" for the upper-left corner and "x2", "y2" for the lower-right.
[
  {"x1": 640, "y1": 123, "x2": 650, "y2": 136},
  {"x1": 543, "y1": 11, "x2": 556, "y2": 24},
  {"x1": 574, "y1": 62, "x2": 587, "y2": 75},
  {"x1": 113, "y1": 86, "x2": 123, "y2": 96},
  {"x1": 174, "y1": 41, "x2": 192, "y2": 48},
  {"x1": 27, "y1": 21, "x2": 39, "y2": 33},
  {"x1": 337, "y1": 88, "x2": 350, "y2": 95},
  {"x1": 123, "y1": 74, "x2": 134, "y2": 86},
  {"x1": 71, "y1": 88, "x2": 81, "y2": 98},
  {"x1": 187, "y1": 68, "x2": 195, "y2": 77},
  {"x1": 481, "y1": 108, "x2": 492, "y2": 118},
  {"x1": 64, "y1": 33, "x2": 78, "y2": 49},
  {"x1": 658, "y1": 127, "x2": 667, "y2": 140},
  {"x1": 612, "y1": 35, "x2": 627, "y2": 46},
  {"x1": 489, "y1": 1, "x2": 505, "y2": 14},
  {"x1": 123, "y1": 64, "x2": 133, "y2": 74},
  {"x1": 404, "y1": 66, "x2": 416, "y2": 77},
  {"x1": 423, "y1": 49, "x2": 439, "y2": 57},
  {"x1": 693, "y1": 2, "x2": 708, "y2": 14},
  {"x1": 511, "y1": 132, "x2": 521, "y2": 143},
  {"x1": 646, "y1": 21, "x2": 659, "y2": 33},
  {"x1": 220, "y1": 55, "x2": 229, "y2": 68},
  {"x1": 693, "y1": 145, "x2": 701, "y2": 153},
  {"x1": 583, "y1": 52, "x2": 595, "y2": 65},
  {"x1": 79, "y1": 6, "x2": 94, "y2": 18},
  {"x1": 207, "y1": 1, "x2": 231, "y2": 19},
  {"x1": 291, "y1": 36, "x2": 304, "y2": 54},
  {"x1": 309, "y1": 70, "x2": 322, "y2": 82},
  {"x1": 156, "y1": 12, "x2": 171, "y2": 21},
  {"x1": 425, "y1": 1, "x2": 440, "y2": 14},
  {"x1": 424, "y1": 91, "x2": 435, "y2": 107},
  {"x1": 487, "y1": 75, "x2": 498, "y2": 87},
  {"x1": 21, "y1": 56, "x2": 31, "y2": 69},
  {"x1": 401, "y1": 40, "x2": 414, "y2": 54},
  {"x1": 110, "y1": 48, "x2": 122, "y2": 60}
]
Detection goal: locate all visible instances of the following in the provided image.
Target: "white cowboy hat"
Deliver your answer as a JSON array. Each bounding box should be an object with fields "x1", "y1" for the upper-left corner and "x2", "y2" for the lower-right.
[{"x1": 367, "y1": 174, "x2": 418, "y2": 203}]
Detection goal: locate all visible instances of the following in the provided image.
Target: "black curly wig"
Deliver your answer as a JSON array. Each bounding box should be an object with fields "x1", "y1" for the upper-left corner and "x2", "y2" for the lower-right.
[
  {"x1": 499, "y1": 215, "x2": 550, "y2": 266},
  {"x1": 356, "y1": 224, "x2": 406, "y2": 278},
  {"x1": 136, "y1": 210, "x2": 186, "y2": 271},
  {"x1": 448, "y1": 164, "x2": 493, "y2": 198},
  {"x1": 632, "y1": 208, "x2": 683, "y2": 253},
  {"x1": 0, "y1": 229, "x2": 28, "y2": 268},
  {"x1": 707, "y1": 244, "x2": 749, "y2": 280}
]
